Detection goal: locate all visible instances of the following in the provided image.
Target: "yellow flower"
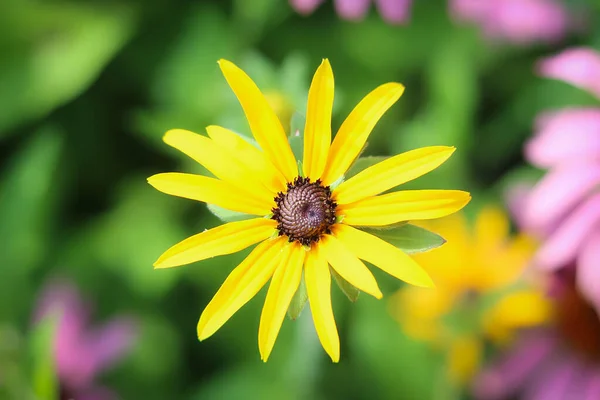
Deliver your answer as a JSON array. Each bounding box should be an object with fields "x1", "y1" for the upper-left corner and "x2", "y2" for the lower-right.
[
  {"x1": 148, "y1": 59, "x2": 471, "y2": 362},
  {"x1": 391, "y1": 207, "x2": 551, "y2": 382}
]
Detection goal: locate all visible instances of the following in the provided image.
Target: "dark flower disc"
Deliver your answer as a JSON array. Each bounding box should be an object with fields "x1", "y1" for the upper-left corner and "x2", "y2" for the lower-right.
[{"x1": 271, "y1": 177, "x2": 337, "y2": 245}]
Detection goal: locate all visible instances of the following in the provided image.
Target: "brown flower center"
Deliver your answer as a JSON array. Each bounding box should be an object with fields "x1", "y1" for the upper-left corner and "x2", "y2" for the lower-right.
[
  {"x1": 271, "y1": 177, "x2": 337, "y2": 245},
  {"x1": 555, "y1": 272, "x2": 600, "y2": 361}
]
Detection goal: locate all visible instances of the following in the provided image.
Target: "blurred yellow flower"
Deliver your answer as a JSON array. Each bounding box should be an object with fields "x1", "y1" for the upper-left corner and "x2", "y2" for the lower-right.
[
  {"x1": 391, "y1": 207, "x2": 551, "y2": 382},
  {"x1": 148, "y1": 58, "x2": 471, "y2": 362}
]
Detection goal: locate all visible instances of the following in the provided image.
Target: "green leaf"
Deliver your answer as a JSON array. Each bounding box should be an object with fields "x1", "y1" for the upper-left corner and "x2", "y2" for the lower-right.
[
  {"x1": 288, "y1": 112, "x2": 305, "y2": 164},
  {"x1": 331, "y1": 268, "x2": 359, "y2": 302},
  {"x1": 207, "y1": 204, "x2": 254, "y2": 223},
  {"x1": 0, "y1": 3, "x2": 136, "y2": 133},
  {"x1": 0, "y1": 126, "x2": 63, "y2": 272},
  {"x1": 287, "y1": 274, "x2": 308, "y2": 320},
  {"x1": 28, "y1": 315, "x2": 58, "y2": 400},
  {"x1": 362, "y1": 224, "x2": 445, "y2": 254},
  {"x1": 345, "y1": 156, "x2": 388, "y2": 180}
]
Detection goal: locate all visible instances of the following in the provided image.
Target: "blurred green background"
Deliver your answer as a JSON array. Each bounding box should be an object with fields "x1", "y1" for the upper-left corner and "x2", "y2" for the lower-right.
[{"x1": 2, "y1": 0, "x2": 600, "y2": 399}]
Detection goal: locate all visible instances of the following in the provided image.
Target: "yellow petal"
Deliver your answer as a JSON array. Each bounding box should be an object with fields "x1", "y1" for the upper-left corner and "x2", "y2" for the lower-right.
[
  {"x1": 333, "y1": 224, "x2": 434, "y2": 288},
  {"x1": 483, "y1": 290, "x2": 552, "y2": 343},
  {"x1": 319, "y1": 234, "x2": 382, "y2": 299},
  {"x1": 321, "y1": 83, "x2": 405, "y2": 185},
  {"x1": 218, "y1": 59, "x2": 297, "y2": 181},
  {"x1": 197, "y1": 237, "x2": 287, "y2": 340},
  {"x1": 339, "y1": 190, "x2": 471, "y2": 226},
  {"x1": 333, "y1": 146, "x2": 456, "y2": 205},
  {"x1": 448, "y1": 336, "x2": 482, "y2": 384},
  {"x1": 303, "y1": 59, "x2": 334, "y2": 180},
  {"x1": 474, "y1": 206, "x2": 509, "y2": 253},
  {"x1": 305, "y1": 245, "x2": 339, "y2": 362},
  {"x1": 390, "y1": 288, "x2": 455, "y2": 341},
  {"x1": 258, "y1": 242, "x2": 305, "y2": 361},
  {"x1": 163, "y1": 129, "x2": 275, "y2": 203},
  {"x1": 147, "y1": 173, "x2": 271, "y2": 215},
  {"x1": 206, "y1": 125, "x2": 287, "y2": 193},
  {"x1": 153, "y1": 218, "x2": 276, "y2": 269}
]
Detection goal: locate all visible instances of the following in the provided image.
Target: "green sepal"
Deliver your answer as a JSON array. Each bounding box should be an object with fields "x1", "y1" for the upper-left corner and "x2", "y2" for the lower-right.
[
  {"x1": 287, "y1": 273, "x2": 308, "y2": 320},
  {"x1": 345, "y1": 156, "x2": 388, "y2": 180},
  {"x1": 206, "y1": 204, "x2": 253, "y2": 223},
  {"x1": 328, "y1": 174, "x2": 345, "y2": 191},
  {"x1": 28, "y1": 314, "x2": 59, "y2": 400},
  {"x1": 331, "y1": 267, "x2": 360, "y2": 302},
  {"x1": 362, "y1": 223, "x2": 446, "y2": 254}
]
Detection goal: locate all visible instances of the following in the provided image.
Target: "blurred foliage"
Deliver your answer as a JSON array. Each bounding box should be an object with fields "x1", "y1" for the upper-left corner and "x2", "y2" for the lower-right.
[{"x1": 2, "y1": 0, "x2": 600, "y2": 399}]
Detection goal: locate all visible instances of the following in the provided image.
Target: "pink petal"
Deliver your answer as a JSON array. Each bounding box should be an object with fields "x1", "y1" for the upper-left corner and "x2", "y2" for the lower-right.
[
  {"x1": 505, "y1": 182, "x2": 534, "y2": 230},
  {"x1": 584, "y1": 369, "x2": 600, "y2": 400},
  {"x1": 535, "y1": 193, "x2": 600, "y2": 270},
  {"x1": 374, "y1": 0, "x2": 412, "y2": 24},
  {"x1": 449, "y1": 0, "x2": 492, "y2": 22},
  {"x1": 472, "y1": 330, "x2": 555, "y2": 400},
  {"x1": 85, "y1": 317, "x2": 137, "y2": 374},
  {"x1": 526, "y1": 109, "x2": 600, "y2": 168},
  {"x1": 522, "y1": 355, "x2": 578, "y2": 400},
  {"x1": 289, "y1": 0, "x2": 325, "y2": 15},
  {"x1": 33, "y1": 280, "x2": 94, "y2": 387},
  {"x1": 524, "y1": 164, "x2": 600, "y2": 235},
  {"x1": 577, "y1": 229, "x2": 600, "y2": 313},
  {"x1": 538, "y1": 47, "x2": 600, "y2": 99},
  {"x1": 334, "y1": 0, "x2": 371, "y2": 20},
  {"x1": 483, "y1": 0, "x2": 568, "y2": 45}
]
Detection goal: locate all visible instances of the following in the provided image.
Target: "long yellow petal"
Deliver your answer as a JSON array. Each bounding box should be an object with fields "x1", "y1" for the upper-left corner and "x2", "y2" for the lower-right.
[
  {"x1": 333, "y1": 146, "x2": 456, "y2": 205},
  {"x1": 147, "y1": 173, "x2": 271, "y2": 215},
  {"x1": 319, "y1": 234, "x2": 382, "y2": 299},
  {"x1": 474, "y1": 206, "x2": 509, "y2": 253},
  {"x1": 153, "y1": 219, "x2": 276, "y2": 269},
  {"x1": 339, "y1": 190, "x2": 471, "y2": 226},
  {"x1": 206, "y1": 125, "x2": 287, "y2": 194},
  {"x1": 483, "y1": 290, "x2": 552, "y2": 343},
  {"x1": 163, "y1": 129, "x2": 274, "y2": 203},
  {"x1": 305, "y1": 245, "x2": 339, "y2": 362},
  {"x1": 258, "y1": 242, "x2": 305, "y2": 361},
  {"x1": 448, "y1": 336, "x2": 482, "y2": 384},
  {"x1": 218, "y1": 59, "x2": 297, "y2": 181},
  {"x1": 333, "y1": 224, "x2": 434, "y2": 288},
  {"x1": 197, "y1": 237, "x2": 287, "y2": 340},
  {"x1": 321, "y1": 83, "x2": 405, "y2": 185},
  {"x1": 303, "y1": 59, "x2": 334, "y2": 180}
]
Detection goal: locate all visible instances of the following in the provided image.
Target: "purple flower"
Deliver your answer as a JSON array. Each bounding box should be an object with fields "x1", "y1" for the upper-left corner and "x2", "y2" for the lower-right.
[
  {"x1": 450, "y1": 0, "x2": 569, "y2": 45},
  {"x1": 519, "y1": 48, "x2": 600, "y2": 312},
  {"x1": 34, "y1": 279, "x2": 137, "y2": 400},
  {"x1": 289, "y1": 0, "x2": 413, "y2": 24},
  {"x1": 473, "y1": 275, "x2": 600, "y2": 400}
]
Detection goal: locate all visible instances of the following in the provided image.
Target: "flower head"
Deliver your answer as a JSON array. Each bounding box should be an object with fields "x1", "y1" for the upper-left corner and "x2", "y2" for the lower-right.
[
  {"x1": 391, "y1": 207, "x2": 550, "y2": 383},
  {"x1": 148, "y1": 58, "x2": 470, "y2": 361},
  {"x1": 474, "y1": 272, "x2": 600, "y2": 400},
  {"x1": 34, "y1": 279, "x2": 136, "y2": 400},
  {"x1": 290, "y1": 0, "x2": 413, "y2": 25},
  {"x1": 520, "y1": 48, "x2": 600, "y2": 313}
]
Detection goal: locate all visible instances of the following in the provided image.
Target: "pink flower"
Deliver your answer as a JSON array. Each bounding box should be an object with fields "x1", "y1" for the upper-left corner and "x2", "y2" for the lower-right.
[
  {"x1": 520, "y1": 48, "x2": 600, "y2": 312},
  {"x1": 473, "y1": 276, "x2": 600, "y2": 400},
  {"x1": 538, "y1": 48, "x2": 600, "y2": 99},
  {"x1": 450, "y1": 0, "x2": 569, "y2": 45},
  {"x1": 34, "y1": 279, "x2": 137, "y2": 400},
  {"x1": 289, "y1": 0, "x2": 413, "y2": 24}
]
